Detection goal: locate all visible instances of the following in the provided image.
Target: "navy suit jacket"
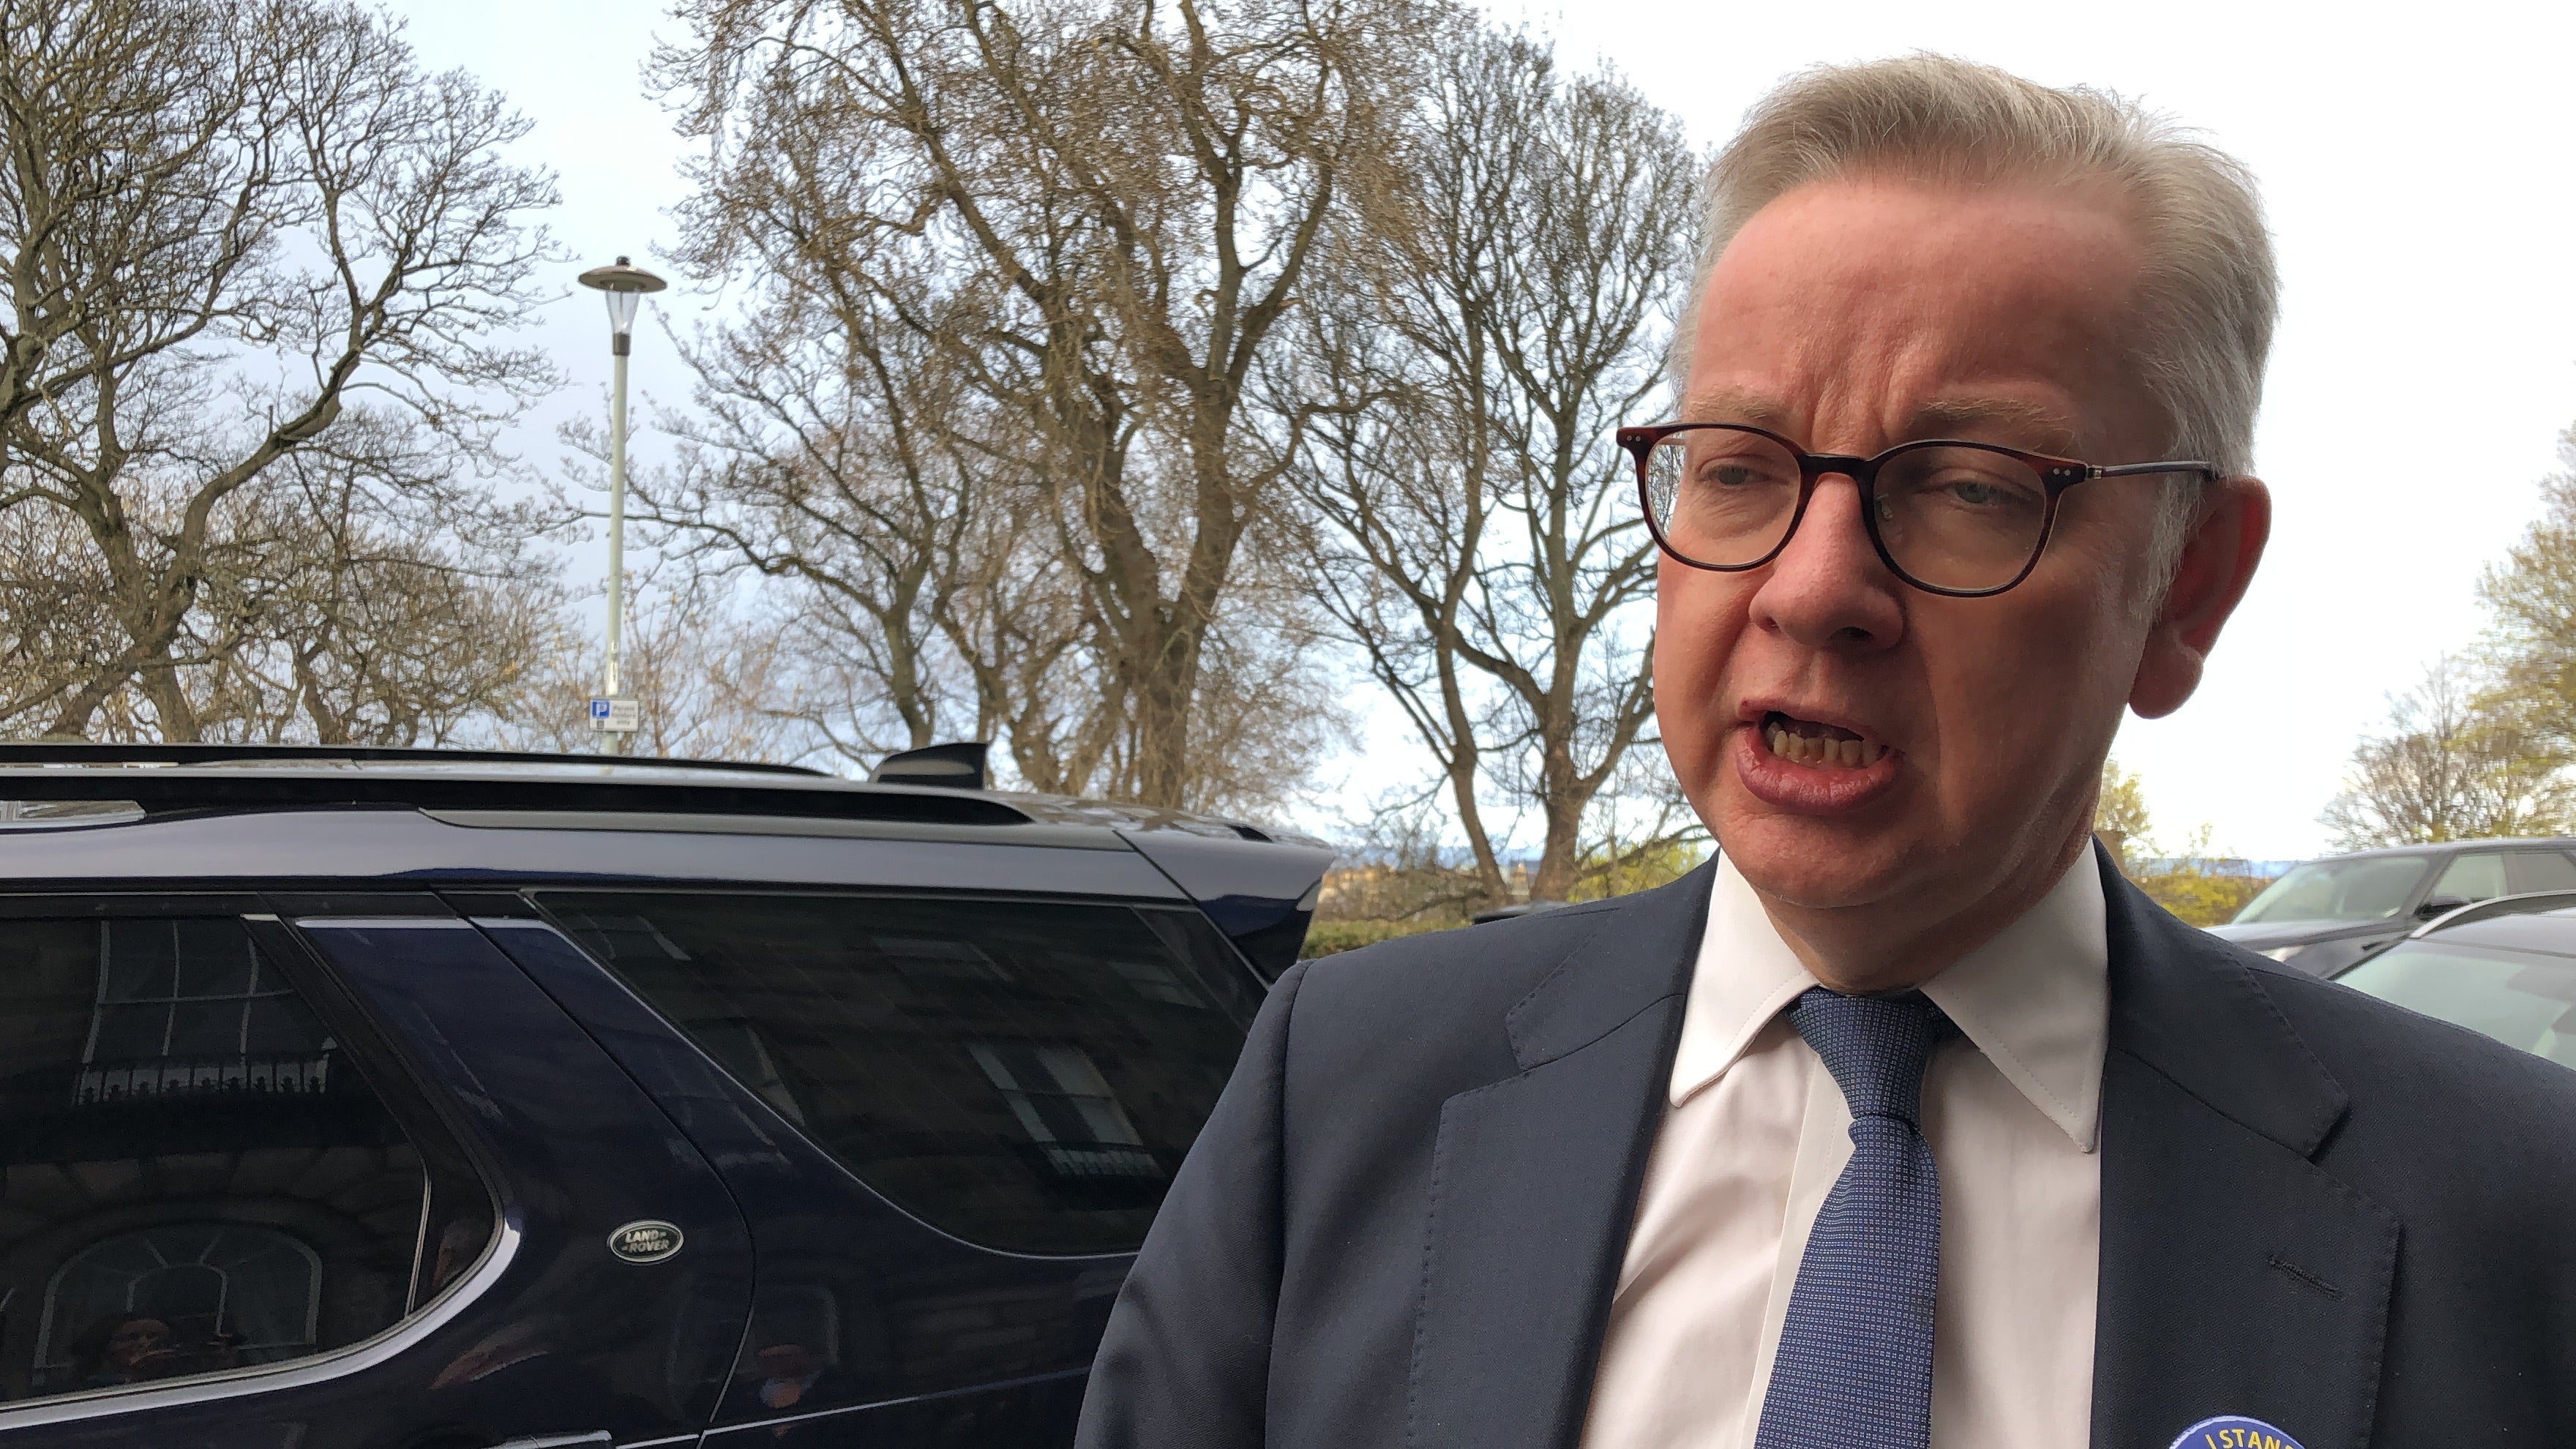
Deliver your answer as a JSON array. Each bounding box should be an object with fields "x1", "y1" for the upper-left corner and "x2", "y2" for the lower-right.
[{"x1": 1076, "y1": 847, "x2": 2576, "y2": 1448}]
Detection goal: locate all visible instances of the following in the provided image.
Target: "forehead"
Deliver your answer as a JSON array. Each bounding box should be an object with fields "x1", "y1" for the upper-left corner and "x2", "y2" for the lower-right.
[{"x1": 1685, "y1": 174, "x2": 2153, "y2": 453}]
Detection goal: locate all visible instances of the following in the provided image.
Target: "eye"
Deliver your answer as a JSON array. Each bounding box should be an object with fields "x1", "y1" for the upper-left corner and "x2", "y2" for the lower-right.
[{"x1": 1909, "y1": 463, "x2": 2042, "y2": 512}]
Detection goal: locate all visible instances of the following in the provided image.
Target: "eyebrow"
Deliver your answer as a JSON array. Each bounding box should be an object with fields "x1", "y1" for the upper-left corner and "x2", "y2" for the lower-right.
[
  {"x1": 1678, "y1": 389, "x2": 2086, "y2": 457},
  {"x1": 1680, "y1": 386, "x2": 1798, "y2": 432},
  {"x1": 1903, "y1": 398, "x2": 2083, "y2": 457}
]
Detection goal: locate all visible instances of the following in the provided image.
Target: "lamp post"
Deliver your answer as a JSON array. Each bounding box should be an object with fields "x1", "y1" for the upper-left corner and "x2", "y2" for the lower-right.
[{"x1": 576, "y1": 255, "x2": 666, "y2": 753}]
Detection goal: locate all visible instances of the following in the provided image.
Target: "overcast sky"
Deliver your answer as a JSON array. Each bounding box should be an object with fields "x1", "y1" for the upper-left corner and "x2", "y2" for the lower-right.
[{"x1": 389, "y1": 0, "x2": 2576, "y2": 861}]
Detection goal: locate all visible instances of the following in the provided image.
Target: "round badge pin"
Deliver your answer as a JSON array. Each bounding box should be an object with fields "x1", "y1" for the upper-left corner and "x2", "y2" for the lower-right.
[
  {"x1": 607, "y1": 1219, "x2": 685, "y2": 1265},
  {"x1": 2170, "y1": 1415, "x2": 2304, "y2": 1449}
]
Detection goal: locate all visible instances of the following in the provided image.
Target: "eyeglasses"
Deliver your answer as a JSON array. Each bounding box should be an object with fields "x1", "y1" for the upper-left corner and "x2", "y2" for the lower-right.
[{"x1": 1614, "y1": 422, "x2": 2220, "y2": 597}]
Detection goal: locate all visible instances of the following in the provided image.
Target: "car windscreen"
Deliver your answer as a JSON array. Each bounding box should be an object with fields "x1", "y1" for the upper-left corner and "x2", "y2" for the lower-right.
[
  {"x1": 2231, "y1": 855, "x2": 2433, "y2": 925},
  {"x1": 2336, "y1": 940, "x2": 2576, "y2": 1068},
  {"x1": 536, "y1": 890, "x2": 1262, "y2": 1257}
]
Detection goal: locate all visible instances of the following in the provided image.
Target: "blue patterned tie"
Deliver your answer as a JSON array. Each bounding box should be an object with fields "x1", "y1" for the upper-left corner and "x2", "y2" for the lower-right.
[{"x1": 1753, "y1": 987, "x2": 1957, "y2": 1449}]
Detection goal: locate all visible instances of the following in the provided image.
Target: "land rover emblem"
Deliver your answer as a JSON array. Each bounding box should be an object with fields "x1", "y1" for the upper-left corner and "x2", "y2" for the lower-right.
[{"x1": 608, "y1": 1220, "x2": 684, "y2": 1264}]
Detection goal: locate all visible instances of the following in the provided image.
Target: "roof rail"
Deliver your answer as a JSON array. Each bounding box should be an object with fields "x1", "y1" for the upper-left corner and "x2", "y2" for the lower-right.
[
  {"x1": 2411, "y1": 888, "x2": 2576, "y2": 937},
  {"x1": 0, "y1": 741, "x2": 828, "y2": 778}
]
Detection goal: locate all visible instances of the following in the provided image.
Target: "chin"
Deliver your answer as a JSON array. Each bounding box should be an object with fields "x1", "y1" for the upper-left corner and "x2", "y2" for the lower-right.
[{"x1": 1710, "y1": 798, "x2": 1925, "y2": 912}]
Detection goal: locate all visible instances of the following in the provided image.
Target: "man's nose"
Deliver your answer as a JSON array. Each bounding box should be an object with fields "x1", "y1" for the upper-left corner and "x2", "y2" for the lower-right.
[{"x1": 1745, "y1": 476, "x2": 1906, "y2": 650}]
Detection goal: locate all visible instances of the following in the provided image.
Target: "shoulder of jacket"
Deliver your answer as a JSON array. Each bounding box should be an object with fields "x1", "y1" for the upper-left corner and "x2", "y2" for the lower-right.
[
  {"x1": 1281, "y1": 897, "x2": 1633, "y2": 1049},
  {"x1": 2253, "y1": 958, "x2": 2576, "y2": 1137}
]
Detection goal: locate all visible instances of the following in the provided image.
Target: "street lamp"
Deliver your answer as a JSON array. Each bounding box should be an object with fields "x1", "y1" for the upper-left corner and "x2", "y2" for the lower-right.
[{"x1": 576, "y1": 255, "x2": 666, "y2": 753}]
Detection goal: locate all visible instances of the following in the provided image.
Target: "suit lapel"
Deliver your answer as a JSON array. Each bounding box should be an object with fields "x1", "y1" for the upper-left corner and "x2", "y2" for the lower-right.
[
  {"x1": 2092, "y1": 847, "x2": 2398, "y2": 1449},
  {"x1": 1403, "y1": 862, "x2": 1710, "y2": 1449}
]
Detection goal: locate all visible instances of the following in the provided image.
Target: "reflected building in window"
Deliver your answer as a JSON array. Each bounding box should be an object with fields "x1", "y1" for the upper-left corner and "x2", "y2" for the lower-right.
[
  {"x1": 0, "y1": 916, "x2": 460, "y2": 1406},
  {"x1": 74, "y1": 920, "x2": 336, "y2": 1106},
  {"x1": 34, "y1": 1224, "x2": 323, "y2": 1390}
]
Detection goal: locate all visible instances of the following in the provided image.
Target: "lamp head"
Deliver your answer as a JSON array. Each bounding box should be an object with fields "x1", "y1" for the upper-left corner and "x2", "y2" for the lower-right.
[{"x1": 577, "y1": 255, "x2": 667, "y2": 339}]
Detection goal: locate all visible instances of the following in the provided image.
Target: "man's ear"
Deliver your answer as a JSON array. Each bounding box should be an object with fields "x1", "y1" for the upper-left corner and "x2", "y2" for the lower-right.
[{"x1": 2130, "y1": 476, "x2": 2269, "y2": 719}]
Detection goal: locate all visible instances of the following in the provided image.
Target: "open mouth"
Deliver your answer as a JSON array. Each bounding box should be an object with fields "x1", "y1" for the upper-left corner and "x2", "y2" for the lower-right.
[{"x1": 1759, "y1": 711, "x2": 1887, "y2": 769}]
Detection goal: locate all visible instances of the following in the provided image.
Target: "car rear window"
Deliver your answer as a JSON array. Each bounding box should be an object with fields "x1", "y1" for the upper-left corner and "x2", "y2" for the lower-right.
[
  {"x1": 2337, "y1": 940, "x2": 2576, "y2": 1068},
  {"x1": 2233, "y1": 855, "x2": 2433, "y2": 924},
  {"x1": 535, "y1": 891, "x2": 1262, "y2": 1256},
  {"x1": 2510, "y1": 851, "x2": 2576, "y2": 894},
  {"x1": 0, "y1": 916, "x2": 488, "y2": 1406}
]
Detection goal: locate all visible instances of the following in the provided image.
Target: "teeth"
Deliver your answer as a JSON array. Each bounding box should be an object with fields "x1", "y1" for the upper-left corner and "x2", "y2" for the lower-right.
[{"x1": 1762, "y1": 722, "x2": 1887, "y2": 769}]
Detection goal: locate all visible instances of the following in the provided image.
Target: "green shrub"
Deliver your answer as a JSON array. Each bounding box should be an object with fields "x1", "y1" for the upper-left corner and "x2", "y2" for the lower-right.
[{"x1": 2136, "y1": 868, "x2": 2268, "y2": 926}]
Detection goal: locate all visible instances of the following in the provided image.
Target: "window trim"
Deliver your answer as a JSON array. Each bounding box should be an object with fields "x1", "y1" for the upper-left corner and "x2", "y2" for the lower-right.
[
  {"x1": 0, "y1": 1216, "x2": 521, "y2": 1429},
  {"x1": 242, "y1": 915, "x2": 508, "y2": 1315}
]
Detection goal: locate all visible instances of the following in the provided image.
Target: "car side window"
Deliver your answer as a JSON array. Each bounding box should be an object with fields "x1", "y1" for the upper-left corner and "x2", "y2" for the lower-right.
[
  {"x1": 0, "y1": 916, "x2": 490, "y2": 1406},
  {"x1": 537, "y1": 891, "x2": 1261, "y2": 1257},
  {"x1": 2507, "y1": 851, "x2": 2576, "y2": 894},
  {"x1": 2433, "y1": 851, "x2": 2511, "y2": 903}
]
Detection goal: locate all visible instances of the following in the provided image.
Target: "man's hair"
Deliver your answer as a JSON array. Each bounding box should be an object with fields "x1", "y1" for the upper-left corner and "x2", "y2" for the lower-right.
[{"x1": 1682, "y1": 56, "x2": 2279, "y2": 577}]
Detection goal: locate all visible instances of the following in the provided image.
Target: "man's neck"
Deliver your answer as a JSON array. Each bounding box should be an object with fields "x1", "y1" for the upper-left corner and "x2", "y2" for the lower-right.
[{"x1": 1753, "y1": 825, "x2": 2095, "y2": 995}]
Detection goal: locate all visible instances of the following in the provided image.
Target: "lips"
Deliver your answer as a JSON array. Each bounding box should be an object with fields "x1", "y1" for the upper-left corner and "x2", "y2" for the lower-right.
[{"x1": 1733, "y1": 705, "x2": 1902, "y2": 814}]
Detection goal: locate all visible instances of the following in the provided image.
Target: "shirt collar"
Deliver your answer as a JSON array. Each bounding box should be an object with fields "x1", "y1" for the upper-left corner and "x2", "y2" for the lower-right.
[{"x1": 1669, "y1": 847, "x2": 2111, "y2": 1152}]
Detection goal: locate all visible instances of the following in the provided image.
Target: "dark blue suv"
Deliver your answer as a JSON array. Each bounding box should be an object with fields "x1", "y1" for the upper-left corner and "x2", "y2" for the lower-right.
[{"x1": 0, "y1": 744, "x2": 1327, "y2": 1448}]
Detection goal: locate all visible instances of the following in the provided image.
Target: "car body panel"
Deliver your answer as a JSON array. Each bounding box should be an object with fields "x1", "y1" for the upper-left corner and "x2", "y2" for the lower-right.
[
  {"x1": 1114, "y1": 830, "x2": 1332, "y2": 980},
  {"x1": 0, "y1": 750, "x2": 1314, "y2": 1445},
  {"x1": 481, "y1": 918, "x2": 1124, "y2": 1448},
  {"x1": 2329, "y1": 907, "x2": 2576, "y2": 1067},
  {"x1": 0, "y1": 907, "x2": 755, "y2": 1448},
  {"x1": 2360, "y1": 907, "x2": 2576, "y2": 962},
  {"x1": 2201, "y1": 919, "x2": 2411, "y2": 978},
  {"x1": 0, "y1": 760, "x2": 1330, "y2": 970},
  {"x1": 0, "y1": 809, "x2": 1190, "y2": 902}
]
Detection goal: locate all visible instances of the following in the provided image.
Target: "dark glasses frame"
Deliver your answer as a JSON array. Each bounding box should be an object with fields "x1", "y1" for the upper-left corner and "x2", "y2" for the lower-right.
[{"x1": 1613, "y1": 422, "x2": 2221, "y2": 598}]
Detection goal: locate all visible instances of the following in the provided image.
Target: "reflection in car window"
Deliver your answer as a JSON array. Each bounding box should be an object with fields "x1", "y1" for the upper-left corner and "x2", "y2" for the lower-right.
[
  {"x1": 539, "y1": 892, "x2": 1262, "y2": 1256},
  {"x1": 2339, "y1": 941, "x2": 2576, "y2": 1068},
  {"x1": 42, "y1": 1224, "x2": 321, "y2": 1383},
  {"x1": 2232, "y1": 855, "x2": 2434, "y2": 924},
  {"x1": 0, "y1": 918, "x2": 487, "y2": 1405},
  {"x1": 2509, "y1": 851, "x2": 2576, "y2": 894},
  {"x1": 2433, "y1": 852, "x2": 2511, "y2": 903}
]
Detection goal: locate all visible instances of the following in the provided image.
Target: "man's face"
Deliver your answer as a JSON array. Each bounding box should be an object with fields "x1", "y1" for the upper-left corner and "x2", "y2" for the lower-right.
[
  {"x1": 757, "y1": 1342, "x2": 821, "y2": 1379},
  {"x1": 107, "y1": 1319, "x2": 173, "y2": 1368},
  {"x1": 1658, "y1": 174, "x2": 2182, "y2": 921}
]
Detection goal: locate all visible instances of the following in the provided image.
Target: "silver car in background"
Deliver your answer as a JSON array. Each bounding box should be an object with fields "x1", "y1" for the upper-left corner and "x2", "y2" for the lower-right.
[{"x1": 2203, "y1": 838, "x2": 2576, "y2": 976}]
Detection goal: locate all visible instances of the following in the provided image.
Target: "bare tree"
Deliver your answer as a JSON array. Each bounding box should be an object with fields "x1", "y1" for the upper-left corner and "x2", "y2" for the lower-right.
[
  {"x1": 0, "y1": 0, "x2": 559, "y2": 739},
  {"x1": 0, "y1": 402, "x2": 572, "y2": 744},
  {"x1": 496, "y1": 571, "x2": 823, "y2": 765},
  {"x1": 2321, "y1": 654, "x2": 2576, "y2": 848},
  {"x1": 192, "y1": 413, "x2": 574, "y2": 745},
  {"x1": 657, "y1": 0, "x2": 1426, "y2": 809},
  {"x1": 1289, "y1": 29, "x2": 1695, "y2": 902},
  {"x1": 626, "y1": 237, "x2": 1109, "y2": 776}
]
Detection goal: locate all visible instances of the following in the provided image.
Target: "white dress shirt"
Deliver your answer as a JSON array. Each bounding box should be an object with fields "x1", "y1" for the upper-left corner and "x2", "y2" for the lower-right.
[{"x1": 1579, "y1": 850, "x2": 2109, "y2": 1449}]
